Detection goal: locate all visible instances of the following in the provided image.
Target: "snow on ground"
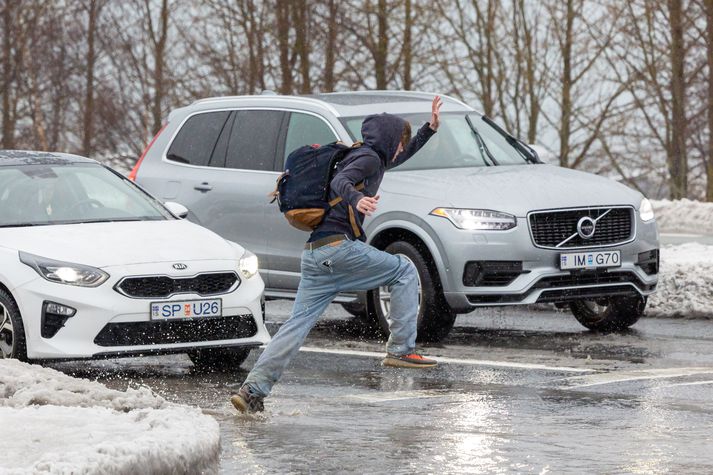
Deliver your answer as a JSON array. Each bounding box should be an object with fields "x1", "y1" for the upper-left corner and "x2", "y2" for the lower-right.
[
  {"x1": 647, "y1": 243, "x2": 713, "y2": 318},
  {"x1": 652, "y1": 199, "x2": 713, "y2": 235},
  {"x1": 0, "y1": 359, "x2": 220, "y2": 475}
]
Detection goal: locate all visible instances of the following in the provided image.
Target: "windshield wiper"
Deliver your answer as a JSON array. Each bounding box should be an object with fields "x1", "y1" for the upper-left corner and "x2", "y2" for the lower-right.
[
  {"x1": 481, "y1": 115, "x2": 539, "y2": 164},
  {"x1": 465, "y1": 116, "x2": 498, "y2": 166}
]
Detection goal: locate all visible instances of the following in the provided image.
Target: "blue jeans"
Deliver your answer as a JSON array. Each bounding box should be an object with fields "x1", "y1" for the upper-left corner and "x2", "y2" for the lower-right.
[{"x1": 243, "y1": 239, "x2": 419, "y2": 397}]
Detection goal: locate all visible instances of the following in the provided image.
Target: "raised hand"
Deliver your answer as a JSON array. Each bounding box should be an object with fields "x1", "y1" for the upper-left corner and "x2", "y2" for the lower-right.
[{"x1": 429, "y1": 95, "x2": 443, "y2": 131}]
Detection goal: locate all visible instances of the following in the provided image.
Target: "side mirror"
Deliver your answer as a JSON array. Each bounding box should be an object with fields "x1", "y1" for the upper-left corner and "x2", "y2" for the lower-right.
[{"x1": 164, "y1": 201, "x2": 189, "y2": 219}]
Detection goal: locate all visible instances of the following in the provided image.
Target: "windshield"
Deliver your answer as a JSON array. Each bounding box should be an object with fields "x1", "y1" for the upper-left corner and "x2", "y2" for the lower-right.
[
  {"x1": 0, "y1": 163, "x2": 172, "y2": 227},
  {"x1": 342, "y1": 112, "x2": 532, "y2": 171}
]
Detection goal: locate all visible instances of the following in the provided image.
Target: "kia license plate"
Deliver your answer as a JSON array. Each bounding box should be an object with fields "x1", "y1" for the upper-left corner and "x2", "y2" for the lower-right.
[
  {"x1": 151, "y1": 298, "x2": 222, "y2": 320},
  {"x1": 559, "y1": 250, "x2": 621, "y2": 270}
]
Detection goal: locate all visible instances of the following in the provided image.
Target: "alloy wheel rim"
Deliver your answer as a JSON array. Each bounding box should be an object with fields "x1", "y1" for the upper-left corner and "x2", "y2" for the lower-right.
[
  {"x1": 583, "y1": 299, "x2": 609, "y2": 317},
  {"x1": 379, "y1": 254, "x2": 422, "y2": 318},
  {"x1": 0, "y1": 302, "x2": 14, "y2": 358}
]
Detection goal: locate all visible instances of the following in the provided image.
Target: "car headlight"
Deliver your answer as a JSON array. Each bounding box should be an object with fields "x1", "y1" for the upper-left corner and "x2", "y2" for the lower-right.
[
  {"x1": 430, "y1": 208, "x2": 517, "y2": 230},
  {"x1": 239, "y1": 250, "x2": 259, "y2": 279},
  {"x1": 19, "y1": 252, "x2": 109, "y2": 287},
  {"x1": 639, "y1": 198, "x2": 655, "y2": 222}
]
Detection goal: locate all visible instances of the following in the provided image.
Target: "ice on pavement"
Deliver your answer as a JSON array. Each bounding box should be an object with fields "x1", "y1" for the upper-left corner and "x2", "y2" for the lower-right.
[
  {"x1": 648, "y1": 243, "x2": 713, "y2": 318},
  {"x1": 652, "y1": 199, "x2": 713, "y2": 235},
  {"x1": 0, "y1": 359, "x2": 220, "y2": 474}
]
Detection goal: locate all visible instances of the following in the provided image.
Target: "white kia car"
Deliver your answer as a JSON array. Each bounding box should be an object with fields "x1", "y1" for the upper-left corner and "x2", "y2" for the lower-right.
[{"x1": 0, "y1": 150, "x2": 270, "y2": 369}]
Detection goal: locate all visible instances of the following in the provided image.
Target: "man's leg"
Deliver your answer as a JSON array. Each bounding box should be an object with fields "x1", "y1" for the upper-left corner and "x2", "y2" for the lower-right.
[
  {"x1": 334, "y1": 241, "x2": 429, "y2": 360},
  {"x1": 241, "y1": 278, "x2": 337, "y2": 399}
]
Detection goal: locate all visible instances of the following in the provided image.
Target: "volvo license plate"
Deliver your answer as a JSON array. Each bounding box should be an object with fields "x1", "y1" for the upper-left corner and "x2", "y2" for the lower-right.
[
  {"x1": 559, "y1": 250, "x2": 621, "y2": 270},
  {"x1": 151, "y1": 298, "x2": 222, "y2": 320}
]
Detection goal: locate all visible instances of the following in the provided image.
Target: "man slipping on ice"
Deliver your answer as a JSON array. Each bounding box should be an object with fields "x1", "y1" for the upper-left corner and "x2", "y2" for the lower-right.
[{"x1": 231, "y1": 96, "x2": 444, "y2": 414}]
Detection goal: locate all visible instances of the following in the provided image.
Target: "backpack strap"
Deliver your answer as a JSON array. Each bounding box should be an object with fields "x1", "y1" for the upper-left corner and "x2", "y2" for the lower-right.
[
  {"x1": 347, "y1": 205, "x2": 362, "y2": 238},
  {"x1": 327, "y1": 182, "x2": 365, "y2": 207}
]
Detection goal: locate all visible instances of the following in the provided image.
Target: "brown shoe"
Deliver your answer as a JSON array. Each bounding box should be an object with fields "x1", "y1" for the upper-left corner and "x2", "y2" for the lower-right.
[
  {"x1": 382, "y1": 353, "x2": 437, "y2": 368},
  {"x1": 230, "y1": 386, "x2": 264, "y2": 414}
]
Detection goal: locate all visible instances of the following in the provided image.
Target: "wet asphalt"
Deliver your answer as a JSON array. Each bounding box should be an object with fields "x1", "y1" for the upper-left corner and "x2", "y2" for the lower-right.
[{"x1": 51, "y1": 302, "x2": 713, "y2": 474}]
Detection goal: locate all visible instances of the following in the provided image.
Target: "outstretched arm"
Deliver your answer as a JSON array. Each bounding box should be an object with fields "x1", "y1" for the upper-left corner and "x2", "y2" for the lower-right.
[{"x1": 388, "y1": 96, "x2": 443, "y2": 170}]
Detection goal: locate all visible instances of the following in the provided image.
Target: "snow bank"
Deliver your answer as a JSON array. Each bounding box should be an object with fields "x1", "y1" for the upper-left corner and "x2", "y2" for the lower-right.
[
  {"x1": 651, "y1": 199, "x2": 713, "y2": 235},
  {"x1": 647, "y1": 243, "x2": 713, "y2": 318},
  {"x1": 0, "y1": 360, "x2": 220, "y2": 475}
]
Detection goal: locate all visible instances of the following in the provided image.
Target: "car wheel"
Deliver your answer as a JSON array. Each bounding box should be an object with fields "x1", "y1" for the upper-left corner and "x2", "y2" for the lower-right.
[
  {"x1": 188, "y1": 347, "x2": 251, "y2": 372},
  {"x1": 0, "y1": 288, "x2": 28, "y2": 361},
  {"x1": 367, "y1": 241, "x2": 456, "y2": 342},
  {"x1": 340, "y1": 301, "x2": 367, "y2": 319},
  {"x1": 570, "y1": 295, "x2": 646, "y2": 332}
]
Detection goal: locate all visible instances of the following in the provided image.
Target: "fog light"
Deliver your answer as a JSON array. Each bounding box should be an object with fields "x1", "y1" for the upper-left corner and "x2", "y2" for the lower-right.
[
  {"x1": 41, "y1": 301, "x2": 77, "y2": 338},
  {"x1": 45, "y1": 302, "x2": 77, "y2": 317}
]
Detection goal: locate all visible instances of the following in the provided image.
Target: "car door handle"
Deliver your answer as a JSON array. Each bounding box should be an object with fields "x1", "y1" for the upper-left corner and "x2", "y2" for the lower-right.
[{"x1": 194, "y1": 182, "x2": 213, "y2": 192}]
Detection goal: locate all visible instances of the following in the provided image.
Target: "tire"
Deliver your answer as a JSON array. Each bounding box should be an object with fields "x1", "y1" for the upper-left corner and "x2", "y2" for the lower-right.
[
  {"x1": 340, "y1": 301, "x2": 367, "y2": 319},
  {"x1": 188, "y1": 347, "x2": 252, "y2": 372},
  {"x1": 367, "y1": 241, "x2": 456, "y2": 342},
  {"x1": 570, "y1": 295, "x2": 646, "y2": 332},
  {"x1": 0, "y1": 288, "x2": 28, "y2": 361}
]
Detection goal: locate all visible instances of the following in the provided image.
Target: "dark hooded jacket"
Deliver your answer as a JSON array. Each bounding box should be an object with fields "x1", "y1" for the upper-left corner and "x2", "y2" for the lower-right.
[{"x1": 308, "y1": 113, "x2": 435, "y2": 242}]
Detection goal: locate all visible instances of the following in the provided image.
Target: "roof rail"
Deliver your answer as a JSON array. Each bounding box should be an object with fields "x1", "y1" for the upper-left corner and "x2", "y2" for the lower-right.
[
  {"x1": 189, "y1": 94, "x2": 341, "y2": 116},
  {"x1": 317, "y1": 90, "x2": 473, "y2": 110}
]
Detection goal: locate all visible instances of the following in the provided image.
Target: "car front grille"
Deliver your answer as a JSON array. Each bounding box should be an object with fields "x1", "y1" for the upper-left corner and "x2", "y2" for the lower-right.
[
  {"x1": 529, "y1": 207, "x2": 633, "y2": 248},
  {"x1": 94, "y1": 314, "x2": 257, "y2": 347},
  {"x1": 116, "y1": 272, "x2": 239, "y2": 298}
]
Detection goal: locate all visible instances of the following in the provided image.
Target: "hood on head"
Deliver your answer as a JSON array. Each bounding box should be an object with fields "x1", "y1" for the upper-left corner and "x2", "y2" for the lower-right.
[{"x1": 361, "y1": 113, "x2": 408, "y2": 163}]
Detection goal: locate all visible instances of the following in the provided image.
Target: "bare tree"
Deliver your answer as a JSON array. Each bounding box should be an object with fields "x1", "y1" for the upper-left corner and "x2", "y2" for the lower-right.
[
  {"x1": 146, "y1": 0, "x2": 169, "y2": 135},
  {"x1": 403, "y1": 0, "x2": 412, "y2": 90},
  {"x1": 705, "y1": 0, "x2": 713, "y2": 200},
  {"x1": 82, "y1": 0, "x2": 100, "y2": 156},
  {"x1": 322, "y1": 0, "x2": 338, "y2": 91},
  {"x1": 669, "y1": 0, "x2": 688, "y2": 198}
]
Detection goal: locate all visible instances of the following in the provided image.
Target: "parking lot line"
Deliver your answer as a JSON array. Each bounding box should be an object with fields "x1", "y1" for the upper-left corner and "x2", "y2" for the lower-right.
[
  {"x1": 559, "y1": 367, "x2": 713, "y2": 390},
  {"x1": 299, "y1": 346, "x2": 596, "y2": 373}
]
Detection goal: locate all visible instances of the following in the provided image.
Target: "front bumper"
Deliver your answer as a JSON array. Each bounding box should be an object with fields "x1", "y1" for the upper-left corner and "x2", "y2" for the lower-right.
[
  {"x1": 16, "y1": 260, "x2": 271, "y2": 360},
  {"x1": 432, "y1": 215, "x2": 659, "y2": 312}
]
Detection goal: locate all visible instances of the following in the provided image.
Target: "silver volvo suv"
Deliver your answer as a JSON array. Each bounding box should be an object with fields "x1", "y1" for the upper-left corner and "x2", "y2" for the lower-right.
[{"x1": 132, "y1": 91, "x2": 659, "y2": 341}]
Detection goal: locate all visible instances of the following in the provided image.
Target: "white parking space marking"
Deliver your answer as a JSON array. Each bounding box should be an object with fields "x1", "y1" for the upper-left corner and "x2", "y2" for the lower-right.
[
  {"x1": 299, "y1": 346, "x2": 596, "y2": 373},
  {"x1": 346, "y1": 390, "x2": 448, "y2": 403},
  {"x1": 659, "y1": 380, "x2": 713, "y2": 389},
  {"x1": 560, "y1": 367, "x2": 713, "y2": 390}
]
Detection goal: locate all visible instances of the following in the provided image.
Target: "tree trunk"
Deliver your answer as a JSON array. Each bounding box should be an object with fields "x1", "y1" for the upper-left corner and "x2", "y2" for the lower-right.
[
  {"x1": 323, "y1": 0, "x2": 337, "y2": 91},
  {"x1": 668, "y1": 0, "x2": 687, "y2": 199},
  {"x1": 151, "y1": 0, "x2": 169, "y2": 135},
  {"x1": 375, "y1": 0, "x2": 388, "y2": 89},
  {"x1": 276, "y1": 1, "x2": 292, "y2": 94},
  {"x1": 2, "y1": 1, "x2": 13, "y2": 148},
  {"x1": 83, "y1": 0, "x2": 98, "y2": 156},
  {"x1": 706, "y1": 0, "x2": 713, "y2": 201},
  {"x1": 558, "y1": 0, "x2": 574, "y2": 167},
  {"x1": 295, "y1": 0, "x2": 311, "y2": 93},
  {"x1": 403, "y1": 0, "x2": 412, "y2": 90}
]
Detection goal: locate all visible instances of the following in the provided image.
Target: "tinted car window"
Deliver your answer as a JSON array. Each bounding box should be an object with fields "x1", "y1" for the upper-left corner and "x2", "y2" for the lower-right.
[
  {"x1": 226, "y1": 110, "x2": 286, "y2": 170},
  {"x1": 166, "y1": 111, "x2": 232, "y2": 167},
  {"x1": 284, "y1": 112, "x2": 337, "y2": 161}
]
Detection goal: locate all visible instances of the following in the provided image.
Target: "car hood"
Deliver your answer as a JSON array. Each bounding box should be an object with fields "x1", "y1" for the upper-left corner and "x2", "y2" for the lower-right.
[
  {"x1": 0, "y1": 220, "x2": 241, "y2": 268},
  {"x1": 381, "y1": 164, "x2": 642, "y2": 217}
]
